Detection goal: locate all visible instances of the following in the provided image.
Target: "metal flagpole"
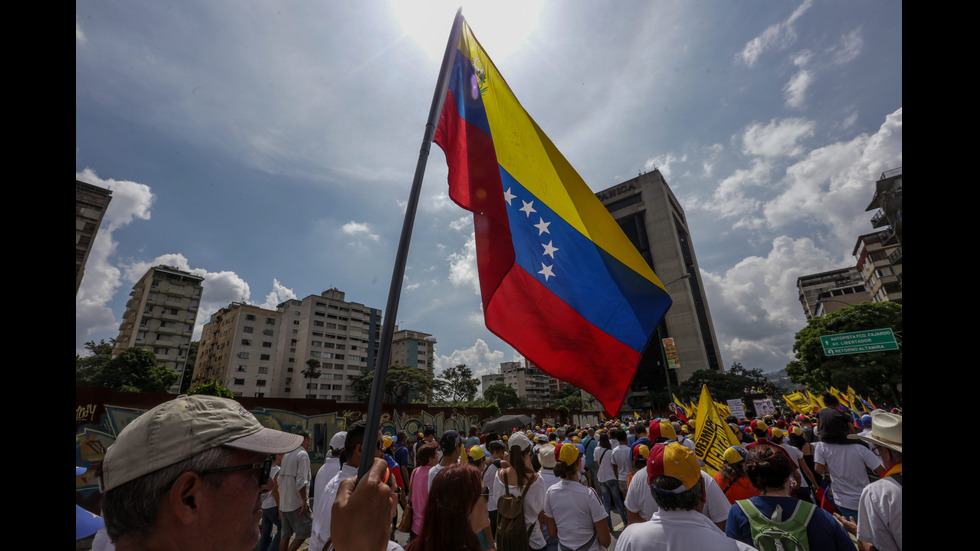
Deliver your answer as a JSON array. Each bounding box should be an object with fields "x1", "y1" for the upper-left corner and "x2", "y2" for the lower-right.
[{"x1": 357, "y1": 8, "x2": 464, "y2": 481}]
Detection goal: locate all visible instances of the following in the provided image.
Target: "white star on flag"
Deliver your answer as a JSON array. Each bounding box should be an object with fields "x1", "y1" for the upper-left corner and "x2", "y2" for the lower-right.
[
  {"x1": 538, "y1": 263, "x2": 555, "y2": 281},
  {"x1": 520, "y1": 200, "x2": 536, "y2": 218},
  {"x1": 542, "y1": 240, "x2": 558, "y2": 258},
  {"x1": 534, "y1": 218, "x2": 551, "y2": 235}
]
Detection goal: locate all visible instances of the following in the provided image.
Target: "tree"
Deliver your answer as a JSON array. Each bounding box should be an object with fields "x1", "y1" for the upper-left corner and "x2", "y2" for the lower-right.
[
  {"x1": 436, "y1": 364, "x2": 480, "y2": 404},
  {"x1": 483, "y1": 384, "x2": 520, "y2": 409},
  {"x1": 92, "y1": 347, "x2": 178, "y2": 393},
  {"x1": 353, "y1": 365, "x2": 445, "y2": 403},
  {"x1": 302, "y1": 358, "x2": 322, "y2": 398},
  {"x1": 675, "y1": 362, "x2": 777, "y2": 404},
  {"x1": 187, "y1": 379, "x2": 234, "y2": 398},
  {"x1": 76, "y1": 338, "x2": 115, "y2": 386},
  {"x1": 786, "y1": 301, "x2": 902, "y2": 406}
]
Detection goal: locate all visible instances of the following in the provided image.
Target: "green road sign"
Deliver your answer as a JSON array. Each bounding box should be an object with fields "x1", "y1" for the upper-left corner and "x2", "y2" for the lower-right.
[{"x1": 820, "y1": 328, "x2": 899, "y2": 356}]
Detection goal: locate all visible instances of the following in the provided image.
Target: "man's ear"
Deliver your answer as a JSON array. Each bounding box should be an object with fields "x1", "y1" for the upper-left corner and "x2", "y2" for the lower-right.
[{"x1": 167, "y1": 472, "x2": 205, "y2": 525}]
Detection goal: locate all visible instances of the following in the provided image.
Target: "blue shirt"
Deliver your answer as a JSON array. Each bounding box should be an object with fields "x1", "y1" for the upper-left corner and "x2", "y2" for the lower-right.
[{"x1": 727, "y1": 495, "x2": 854, "y2": 551}]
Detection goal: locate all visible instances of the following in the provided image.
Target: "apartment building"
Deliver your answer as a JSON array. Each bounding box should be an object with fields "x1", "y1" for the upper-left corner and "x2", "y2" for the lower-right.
[
  {"x1": 113, "y1": 265, "x2": 203, "y2": 387},
  {"x1": 796, "y1": 267, "x2": 869, "y2": 320},
  {"x1": 193, "y1": 302, "x2": 282, "y2": 397},
  {"x1": 274, "y1": 289, "x2": 382, "y2": 401},
  {"x1": 76, "y1": 180, "x2": 112, "y2": 294},
  {"x1": 390, "y1": 327, "x2": 437, "y2": 376}
]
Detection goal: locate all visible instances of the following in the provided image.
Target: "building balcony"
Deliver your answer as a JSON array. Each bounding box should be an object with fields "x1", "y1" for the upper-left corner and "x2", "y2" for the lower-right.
[{"x1": 888, "y1": 246, "x2": 902, "y2": 265}]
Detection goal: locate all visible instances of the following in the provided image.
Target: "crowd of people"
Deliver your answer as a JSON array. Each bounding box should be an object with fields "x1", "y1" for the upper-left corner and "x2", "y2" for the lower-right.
[{"x1": 76, "y1": 392, "x2": 901, "y2": 551}]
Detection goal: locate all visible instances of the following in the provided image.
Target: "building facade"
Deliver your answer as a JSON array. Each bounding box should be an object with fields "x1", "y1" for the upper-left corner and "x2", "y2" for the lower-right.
[
  {"x1": 481, "y1": 359, "x2": 568, "y2": 409},
  {"x1": 796, "y1": 267, "x2": 868, "y2": 320},
  {"x1": 273, "y1": 289, "x2": 382, "y2": 401},
  {"x1": 113, "y1": 265, "x2": 204, "y2": 388},
  {"x1": 76, "y1": 180, "x2": 112, "y2": 294},
  {"x1": 596, "y1": 171, "x2": 723, "y2": 409},
  {"x1": 859, "y1": 168, "x2": 902, "y2": 303},
  {"x1": 390, "y1": 327, "x2": 437, "y2": 376},
  {"x1": 193, "y1": 303, "x2": 283, "y2": 397}
]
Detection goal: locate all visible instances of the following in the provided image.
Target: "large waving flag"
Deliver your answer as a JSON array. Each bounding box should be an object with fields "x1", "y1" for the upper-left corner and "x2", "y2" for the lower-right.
[
  {"x1": 433, "y1": 19, "x2": 672, "y2": 416},
  {"x1": 693, "y1": 385, "x2": 740, "y2": 475}
]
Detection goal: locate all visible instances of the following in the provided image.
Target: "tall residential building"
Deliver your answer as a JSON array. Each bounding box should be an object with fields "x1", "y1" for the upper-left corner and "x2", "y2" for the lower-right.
[
  {"x1": 796, "y1": 267, "x2": 868, "y2": 320},
  {"x1": 596, "y1": 170, "x2": 722, "y2": 409},
  {"x1": 481, "y1": 359, "x2": 553, "y2": 409},
  {"x1": 193, "y1": 303, "x2": 283, "y2": 397},
  {"x1": 853, "y1": 232, "x2": 903, "y2": 304},
  {"x1": 274, "y1": 289, "x2": 382, "y2": 401},
  {"x1": 390, "y1": 326, "x2": 437, "y2": 376},
  {"x1": 113, "y1": 265, "x2": 204, "y2": 387},
  {"x1": 76, "y1": 180, "x2": 112, "y2": 294}
]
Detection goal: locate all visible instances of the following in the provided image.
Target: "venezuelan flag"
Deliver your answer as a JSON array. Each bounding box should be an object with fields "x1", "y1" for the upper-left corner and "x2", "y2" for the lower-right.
[{"x1": 433, "y1": 20, "x2": 672, "y2": 416}]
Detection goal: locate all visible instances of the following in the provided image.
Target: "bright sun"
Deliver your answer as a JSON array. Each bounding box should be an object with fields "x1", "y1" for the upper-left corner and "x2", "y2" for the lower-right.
[{"x1": 390, "y1": 0, "x2": 544, "y2": 62}]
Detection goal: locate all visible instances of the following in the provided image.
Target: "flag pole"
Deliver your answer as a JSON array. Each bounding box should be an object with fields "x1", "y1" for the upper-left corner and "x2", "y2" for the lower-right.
[{"x1": 358, "y1": 8, "x2": 464, "y2": 481}]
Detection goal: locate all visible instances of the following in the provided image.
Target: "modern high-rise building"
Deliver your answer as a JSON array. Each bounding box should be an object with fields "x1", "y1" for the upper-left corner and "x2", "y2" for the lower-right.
[
  {"x1": 274, "y1": 288, "x2": 382, "y2": 401},
  {"x1": 796, "y1": 267, "x2": 868, "y2": 320},
  {"x1": 76, "y1": 180, "x2": 112, "y2": 294},
  {"x1": 596, "y1": 170, "x2": 722, "y2": 409},
  {"x1": 193, "y1": 302, "x2": 283, "y2": 397},
  {"x1": 113, "y1": 265, "x2": 204, "y2": 388}
]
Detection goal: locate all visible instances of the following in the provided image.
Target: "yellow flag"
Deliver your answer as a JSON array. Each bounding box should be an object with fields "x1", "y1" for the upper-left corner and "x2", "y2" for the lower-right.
[
  {"x1": 847, "y1": 386, "x2": 864, "y2": 413},
  {"x1": 806, "y1": 390, "x2": 824, "y2": 410},
  {"x1": 693, "y1": 385, "x2": 739, "y2": 475},
  {"x1": 784, "y1": 391, "x2": 811, "y2": 414}
]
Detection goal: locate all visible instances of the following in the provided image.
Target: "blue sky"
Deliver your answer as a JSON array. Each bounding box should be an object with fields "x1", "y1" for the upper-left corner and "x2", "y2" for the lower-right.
[{"x1": 76, "y1": 1, "x2": 902, "y2": 383}]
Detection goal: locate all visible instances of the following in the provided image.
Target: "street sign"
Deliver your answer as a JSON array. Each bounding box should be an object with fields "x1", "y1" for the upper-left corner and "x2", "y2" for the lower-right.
[{"x1": 820, "y1": 328, "x2": 899, "y2": 356}]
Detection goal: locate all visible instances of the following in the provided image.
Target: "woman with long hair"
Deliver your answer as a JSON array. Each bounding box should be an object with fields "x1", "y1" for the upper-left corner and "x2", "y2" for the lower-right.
[
  {"x1": 494, "y1": 432, "x2": 545, "y2": 550},
  {"x1": 406, "y1": 463, "x2": 489, "y2": 551},
  {"x1": 544, "y1": 443, "x2": 611, "y2": 551},
  {"x1": 726, "y1": 445, "x2": 853, "y2": 550},
  {"x1": 593, "y1": 432, "x2": 628, "y2": 532},
  {"x1": 712, "y1": 446, "x2": 759, "y2": 504}
]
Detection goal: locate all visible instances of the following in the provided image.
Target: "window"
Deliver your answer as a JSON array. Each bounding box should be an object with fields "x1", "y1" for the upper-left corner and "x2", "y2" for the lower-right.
[
  {"x1": 312, "y1": 341, "x2": 322, "y2": 347},
  {"x1": 233, "y1": 378, "x2": 245, "y2": 385},
  {"x1": 168, "y1": 308, "x2": 179, "y2": 315},
  {"x1": 237, "y1": 352, "x2": 250, "y2": 359},
  {"x1": 241, "y1": 339, "x2": 252, "y2": 346},
  {"x1": 243, "y1": 326, "x2": 254, "y2": 333},
  {"x1": 266, "y1": 317, "x2": 275, "y2": 325},
  {"x1": 237, "y1": 365, "x2": 247, "y2": 372},
  {"x1": 263, "y1": 329, "x2": 274, "y2": 336},
  {"x1": 258, "y1": 366, "x2": 268, "y2": 374},
  {"x1": 246, "y1": 314, "x2": 256, "y2": 321},
  {"x1": 262, "y1": 342, "x2": 272, "y2": 348},
  {"x1": 260, "y1": 354, "x2": 270, "y2": 361},
  {"x1": 310, "y1": 351, "x2": 321, "y2": 358},
  {"x1": 143, "y1": 305, "x2": 154, "y2": 314},
  {"x1": 256, "y1": 380, "x2": 267, "y2": 387},
  {"x1": 314, "y1": 321, "x2": 325, "y2": 327}
]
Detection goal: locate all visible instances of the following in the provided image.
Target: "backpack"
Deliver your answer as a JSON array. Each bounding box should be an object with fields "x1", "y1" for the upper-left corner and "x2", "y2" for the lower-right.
[
  {"x1": 736, "y1": 499, "x2": 815, "y2": 551},
  {"x1": 496, "y1": 474, "x2": 536, "y2": 551}
]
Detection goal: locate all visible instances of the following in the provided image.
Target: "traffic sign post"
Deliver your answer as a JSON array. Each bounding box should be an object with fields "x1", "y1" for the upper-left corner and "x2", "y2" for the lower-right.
[{"x1": 820, "y1": 328, "x2": 899, "y2": 356}]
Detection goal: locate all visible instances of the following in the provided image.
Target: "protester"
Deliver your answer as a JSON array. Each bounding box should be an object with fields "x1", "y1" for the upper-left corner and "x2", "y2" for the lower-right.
[
  {"x1": 258, "y1": 454, "x2": 283, "y2": 551},
  {"x1": 328, "y1": 457, "x2": 403, "y2": 551},
  {"x1": 407, "y1": 442, "x2": 439, "y2": 544},
  {"x1": 712, "y1": 446, "x2": 759, "y2": 504},
  {"x1": 406, "y1": 464, "x2": 489, "y2": 551},
  {"x1": 617, "y1": 442, "x2": 755, "y2": 551},
  {"x1": 727, "y1": 445, "x2": 854, "y2": 550},
  {"x1": 543, "y1": 443, "x2": 610, "y2": 550},
  {"x1": 593, "y1": 432, "x2": 628, "y2": 532},
  {"x1": 494, "y1": 432, "x2": 545, "y2": 550},
  {"x1": 814, "y1": 428, "x2": 884, "y2": 520},
  {"x1": 97, "y1": 395, "x2": 304, "y2": 551}
]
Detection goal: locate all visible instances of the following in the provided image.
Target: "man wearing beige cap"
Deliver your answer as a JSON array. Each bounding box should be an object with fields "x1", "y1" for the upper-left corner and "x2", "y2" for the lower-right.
[
  {"x1": 841, "y1": 410, "x2": 903, "y2": 551},
  {"x1": 98, "y1": 394, "x2": 305, "y2": 551}
]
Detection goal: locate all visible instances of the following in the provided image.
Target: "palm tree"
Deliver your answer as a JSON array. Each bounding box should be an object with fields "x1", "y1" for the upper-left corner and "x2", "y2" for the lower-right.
[{"x1": 302, "y1": 358, "x2": 322, "y2": 398}]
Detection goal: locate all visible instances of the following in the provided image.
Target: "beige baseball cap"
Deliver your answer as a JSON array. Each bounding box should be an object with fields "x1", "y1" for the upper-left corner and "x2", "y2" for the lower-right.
[{"x1": 100, "y1": 395, "x2": 304, "y2": 492}]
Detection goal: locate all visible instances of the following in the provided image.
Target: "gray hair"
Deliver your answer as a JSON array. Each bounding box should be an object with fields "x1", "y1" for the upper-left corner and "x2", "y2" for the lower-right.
[
  {"x1": 650, "y1": 476, "x2": 703, "y2": 511},
  {"x1": 101, "y1": 446, "x2": 238, "y2": 544}
]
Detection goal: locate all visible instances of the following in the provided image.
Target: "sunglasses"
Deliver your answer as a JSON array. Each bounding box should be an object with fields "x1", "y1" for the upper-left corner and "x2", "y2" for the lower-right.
[{"x1": 197, "y1": 454, "x2": 274, "y2": 486}]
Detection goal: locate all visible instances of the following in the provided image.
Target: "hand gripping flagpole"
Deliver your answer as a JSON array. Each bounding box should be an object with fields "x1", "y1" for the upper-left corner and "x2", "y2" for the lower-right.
[{"x1": 357, "y1": 8, "x2": 464, "y2": 482}]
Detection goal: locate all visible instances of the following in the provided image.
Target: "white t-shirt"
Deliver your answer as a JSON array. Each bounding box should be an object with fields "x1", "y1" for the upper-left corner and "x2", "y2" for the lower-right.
[
  {"x1": 544, "y1": 479, "x2": 607, "y2": 551},
  {"x1": 483, "y1": 462, "x2": 500, "y2": 512},
  {"x1": 617, "y1": 509, "x2": 756, "y2": 551},
  {"x1": 309, "y1": 464, "x2": 357, "y2": 551},
  {"x1": 781, "y1": 442, "x2": 809, "y2": 488},
  {"x1": 278, "y1": 447, "x2": 310, "y2": 513},
  {"x1": 814, "y1": 442, "x2": 882, "y2": 510},
  {"x1": 593, "y1": 446, "x2": 616, "y2": 483},
  {"x1": 625, "y1": 467, "x2": 730, "y2": 524},
  {"x1": 494, "y1": 473, "x2": 547, "y2": 549},
  {"x1": 612, "y1": 444, "x2": 632, "y2": 482},
  {"x1": 261, "y1": 465, "x2": 281, "y2": 509}
]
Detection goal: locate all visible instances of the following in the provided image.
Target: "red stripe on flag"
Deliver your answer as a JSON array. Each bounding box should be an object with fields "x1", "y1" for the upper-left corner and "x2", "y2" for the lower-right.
[{"x1": 484, "y1": 265, "x2": 641, "y2": 416}]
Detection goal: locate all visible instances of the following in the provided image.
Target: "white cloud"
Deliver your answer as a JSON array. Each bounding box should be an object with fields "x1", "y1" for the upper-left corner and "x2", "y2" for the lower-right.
[
  {"x1": 736, "y1": 0, "x2": 813, "y2": 67},
  {"x1": 433, "y1": 338, "x2": 508, "y2": 381},
  {"x1": 763, "y1": 108, "x2": 902, "y2": 240},
  {"x1": 742, "y1": 118, "x2": 815, "y2": 158},
  {"x1": 643, "y1": 153, "x2": 687, "y2": 181},
  {"x1": 700, "y1": 236, "x2": 841, "y2": 370},
  {"x1": 259, "y1": 278, "x2": 297, "y2": 310},
  {"x1": 784, "y1": 70, "x2": 812, "y2": 109},
  {"x1": 76, "y1": 16, "x2": 87, "y2": 44},
  {"x1": 447, "y1": 232, "x2": 480, "y2": 295},
  {"x1": 341, "y1": 221, "x2": 380, "y2": 242},
  {"x1": 695, "y1": 159, "x2": 771, "y2": 220},
  {"x1": 829, "y1": 28, "x2": 864, "y2": 65}
]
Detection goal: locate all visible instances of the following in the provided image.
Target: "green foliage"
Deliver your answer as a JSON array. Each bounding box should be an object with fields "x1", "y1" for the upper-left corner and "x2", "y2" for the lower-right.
[
  {"x1": 187, "y1": 379, "x2": 234, "y2": 398},
  {"x1": 435, "y1": 364, "x2": 480, "y2": 404},
  {"x1": 353, "y1": 365, "x2": 445, "y2": 403},
  {"x1": 555, "y1": 404, "x2": 570, "y2": 424},
  {"x1": 302, "y1": 358, "x2": 322, "y2": 397},
  {"x1": 787, "y1": 301, "x2": 902, "y2": 405},
  {"x1": 554, "y1": 394, "x2": 585, "y2": 411},
  {"x1": 483, "y1": 384, "x2": 520, "y2": 409},
  {"x1": 92, "y1": 347, "x2": 178, "y2": 393},
  {"x1": 76, "y1": 339, "x2": 115, "y2": 386},
  {"x1": 676, "y1": 362, "x2": 777, "y2": 404}
]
